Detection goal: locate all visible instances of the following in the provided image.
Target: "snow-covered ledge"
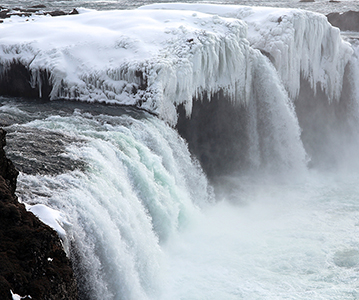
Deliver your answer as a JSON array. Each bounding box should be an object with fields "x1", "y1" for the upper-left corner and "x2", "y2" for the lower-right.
[
  {"x1": 141, "y1": 3, "x2": 353, "y2": 101},
  {"x1": 0, "y1": 4, "x2": 353, "y2": 125}
]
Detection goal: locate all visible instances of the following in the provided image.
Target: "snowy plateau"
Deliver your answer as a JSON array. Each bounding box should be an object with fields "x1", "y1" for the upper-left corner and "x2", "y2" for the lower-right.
[{"x1": 0, "y1": 4, "x2": 353, "y2": 126}]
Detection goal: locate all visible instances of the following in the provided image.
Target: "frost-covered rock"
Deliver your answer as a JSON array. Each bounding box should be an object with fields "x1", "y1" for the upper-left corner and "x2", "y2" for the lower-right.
[
  {"x1": 0, "y1": 9, "x2": 255, "y2": 124},
  {"x1": 0, "y1": 5, "x2": 78, "y2": 20},
  {"x1": 0, "y1": 4, "x2": 353, "y2": 125},
  {"x1": 142, "y1": 3, "x2": 353, "y2": 100}
]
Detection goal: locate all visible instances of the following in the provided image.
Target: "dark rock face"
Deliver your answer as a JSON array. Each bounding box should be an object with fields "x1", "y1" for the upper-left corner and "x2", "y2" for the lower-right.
[
  {"x1": 0, "y1": 63, "x2": 52, "y2": 100},
  {"x1": 176, "y1": 91, "x2": 252, "y2": 178},
  {"x1": 0, "y1": 6, "x2": 78, "y2": 20},
  {"x1": 0, "y1": 129, "x2": 78, "y2": 299},
  {"x1": 327, "y1": 11, "x2": 359, "y2": 32},
  {"x1": 295, "y1": 66, "x2": 358, "y2": 170},
  {"x1": 0, "y1": 129, "x2": 18, "y2": 195}
]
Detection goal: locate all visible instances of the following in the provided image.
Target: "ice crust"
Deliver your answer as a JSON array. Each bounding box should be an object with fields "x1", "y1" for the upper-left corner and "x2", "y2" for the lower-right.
[
  {"x1": 0, "y1": 4, "x2": 353, "y2": 124},
  {"x1": 142, "y1": 3, "x2": 353, "y2": 100}
]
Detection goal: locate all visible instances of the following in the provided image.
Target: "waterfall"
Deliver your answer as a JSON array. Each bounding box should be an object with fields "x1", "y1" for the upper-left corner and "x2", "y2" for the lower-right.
[
  {"x1": 7, "y1": 110, "x2": 210, "y2": 299},
  {"x1": 2, "y1": 3, "x2": 359, "y2": 299}
]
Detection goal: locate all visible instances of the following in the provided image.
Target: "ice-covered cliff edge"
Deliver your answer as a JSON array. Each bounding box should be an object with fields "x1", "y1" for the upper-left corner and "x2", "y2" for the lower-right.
[
  {"x1": 0, "y1": 5, "x2": 352, "y2": 124},
  {"x1": 0, "y1": 8, "x2": 253, "y2": 124},
  {"x1": 0, "y1": 128, "x2": 78, "y2": 300},
  {"x1": 142, "y1": 3, "x2": 353, "y2": 101}
]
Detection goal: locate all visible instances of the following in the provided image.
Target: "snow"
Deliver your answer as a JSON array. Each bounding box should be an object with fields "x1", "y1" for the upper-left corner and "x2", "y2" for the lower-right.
[
  {"x1": 11, "y1": 290, "x2": 31, "y2": 300},
  {"x1": 141, "y1": 3, "x2": 353, "y2": 101},
  {"x1": 25, "y1": 203, "x2": 70, "y2": 237},
  {"x1": 11, "y1": 291, "x2": 21, "y2": 300},
  {"x1": 0, "y1": 4, "x2": 353, "y2": 123},
  {"x1": 0, "y1": 8, "x2": 255, "y2": 124},
  {"x1": 24, "y1": 202, "x2": 72, "y2": 254}
]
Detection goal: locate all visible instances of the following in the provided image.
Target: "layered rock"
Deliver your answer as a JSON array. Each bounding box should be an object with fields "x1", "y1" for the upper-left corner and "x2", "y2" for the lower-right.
[{"x1": 0, "y1": 128, "x2": 78, "y2": 300}]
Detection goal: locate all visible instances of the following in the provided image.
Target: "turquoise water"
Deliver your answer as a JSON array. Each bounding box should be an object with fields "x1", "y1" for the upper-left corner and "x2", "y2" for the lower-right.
[
  {"x1": 2, "y1": 95, "x2": 359, "y2": 299},
  {"x1": 2, "y1": 1, "x2": 359, "y2": 299}
]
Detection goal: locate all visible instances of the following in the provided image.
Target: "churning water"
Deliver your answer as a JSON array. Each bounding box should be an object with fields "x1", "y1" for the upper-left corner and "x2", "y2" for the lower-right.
[
  {"x1": 3, "y1": 97, "x2": 359, "y2": 299},
  {"x1": 2, "y1": 1, "x2": 359, "y2": 299}
]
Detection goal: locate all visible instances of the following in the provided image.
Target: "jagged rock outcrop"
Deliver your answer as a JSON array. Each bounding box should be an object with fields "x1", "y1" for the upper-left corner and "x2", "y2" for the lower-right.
[
  {"x1": 327, "y1": 11, "x2": 359, "y2": 32},
  {"x1": 0, "y1": 5, "x2": 78, "y2": 21},
  {"x1": 0, "y1": 128, "x2": 78, "y2": 300}
]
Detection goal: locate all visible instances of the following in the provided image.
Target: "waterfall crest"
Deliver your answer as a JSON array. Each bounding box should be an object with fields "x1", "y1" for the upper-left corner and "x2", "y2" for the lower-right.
[{"x1": 1, "y1": 4, "x2": 359, "y2": 299}]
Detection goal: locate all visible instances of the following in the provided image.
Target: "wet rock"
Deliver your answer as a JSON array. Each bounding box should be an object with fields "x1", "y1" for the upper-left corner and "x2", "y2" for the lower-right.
[
  {"x1": 0, "y1": 129, "x2": 78, "y2": 299},
  {"x1": 327, "y1": 11, "x2": 359, "y2": 32},
  {"x1": 70, "y1": 9, "x2": 79, "y2": 15},
  {"x1": 29, "y1": 5, "x2": 47, "y2": 9},
  {"x1": 0, "y1": 6, "x2": 78, "y2": 20},
  {"x1": 46, "y1": 10, "x2": 67, "y2": 17},
  {"x1": 0, "y1": 62, "x2": 52, "y2": 100},
  {"x1": 0, "y1": 128, "x2": 18, "y2": 195}
]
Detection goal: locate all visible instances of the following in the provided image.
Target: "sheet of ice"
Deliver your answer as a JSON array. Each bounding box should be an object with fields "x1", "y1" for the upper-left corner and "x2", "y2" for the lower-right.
[{"x1": 142, "y1": 3, "x2": 353, "y2": 100}]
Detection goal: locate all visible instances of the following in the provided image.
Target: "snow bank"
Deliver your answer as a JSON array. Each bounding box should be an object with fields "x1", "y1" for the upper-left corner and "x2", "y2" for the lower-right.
[
  {"x1": 25, "y1": 203, "x2": 70, "y2": 237},
  {"x1": 142, "y1": 3, "x2": 353, "y2": 100},
  {"x1": 0, "y1": 9, "x2": 254, "y2": 124},
  {"x1": 0, "y1": 4, "x2": 353, "y2": 124}
]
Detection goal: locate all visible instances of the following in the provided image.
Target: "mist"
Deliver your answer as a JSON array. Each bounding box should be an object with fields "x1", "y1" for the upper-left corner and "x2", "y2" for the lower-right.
[{"x1": 3, "y1": 3, "x2": 359, "y2": 299}]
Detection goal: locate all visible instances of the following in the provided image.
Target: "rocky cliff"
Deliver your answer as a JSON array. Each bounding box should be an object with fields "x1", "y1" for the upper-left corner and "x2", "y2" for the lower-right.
[
  {"x1": 327, "y1": 11, "x2": 359, "y2": 32},
  {"x1": 0, "y1": 128, "x2": 78, "y2": 300}
]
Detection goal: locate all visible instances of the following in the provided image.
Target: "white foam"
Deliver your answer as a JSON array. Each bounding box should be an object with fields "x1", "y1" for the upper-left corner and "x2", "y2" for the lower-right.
[{"x1": 16, "y1": 112, "x2": 212, "y2": 299}]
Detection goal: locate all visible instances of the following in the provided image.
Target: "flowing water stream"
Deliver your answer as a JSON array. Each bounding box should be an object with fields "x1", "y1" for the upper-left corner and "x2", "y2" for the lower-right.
[{"x1": 2, "y1": 1, "x2": 359, "y2": 299}]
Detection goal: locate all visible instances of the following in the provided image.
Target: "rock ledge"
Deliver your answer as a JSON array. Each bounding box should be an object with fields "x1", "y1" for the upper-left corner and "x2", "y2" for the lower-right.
[{"x1": 0, "y1": 128, "x2": 78, "y2": 300}]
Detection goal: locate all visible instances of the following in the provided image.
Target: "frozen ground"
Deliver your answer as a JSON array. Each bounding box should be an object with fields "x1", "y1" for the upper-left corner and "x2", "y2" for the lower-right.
[
  {"x1": 0, "y1": 0, "x2": 358, "y2": 15},
  {"x1": 0, "y1": 5, "x2": 351, "y2": 124}
]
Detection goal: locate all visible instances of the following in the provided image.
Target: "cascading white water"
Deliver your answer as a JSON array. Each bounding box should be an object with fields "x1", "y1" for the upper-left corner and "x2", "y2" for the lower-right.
[
  {"x1": 9, "y1": 108, "x2": 212, "y2": 299},
  {"x1": 158, "y1": 171, "x2": 359, "y2": 299},
  {"x1": 2, "y1": 3, "x2": 359, "y2": 300},
  {"x1": 9, "y1": 100, "x2": 359, "y2": 299}
]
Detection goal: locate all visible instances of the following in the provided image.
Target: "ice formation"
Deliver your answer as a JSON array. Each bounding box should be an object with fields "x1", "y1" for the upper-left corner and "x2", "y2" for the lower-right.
[
  {"x1": 3, "y1": 5, "x2": 358, "y2": 299},
  {"x1": 0, "y1": 4, "x2": 353, "y2": 124},
  {"x1": 142, "y1": 3, "x2": 353, "y2": 100}
]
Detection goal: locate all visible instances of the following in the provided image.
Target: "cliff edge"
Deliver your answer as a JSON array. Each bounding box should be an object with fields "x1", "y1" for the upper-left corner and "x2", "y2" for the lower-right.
[{"x1": 0, "y1": 128, "x2": 78, "y2": 299}]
